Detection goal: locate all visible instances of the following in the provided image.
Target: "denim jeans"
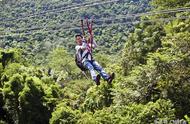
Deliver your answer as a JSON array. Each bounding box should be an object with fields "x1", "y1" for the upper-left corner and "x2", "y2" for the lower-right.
[{"x1": 83, "y1": 60, "x2": 110, "y2": 81}]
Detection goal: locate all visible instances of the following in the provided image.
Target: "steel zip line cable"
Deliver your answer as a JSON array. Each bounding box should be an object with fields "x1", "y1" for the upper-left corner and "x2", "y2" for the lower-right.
[
  {"x1": 1, "y1": 2, "x2": 189, "y2": 23},
  {"x1": 1, "y1": 6, "x2": 190, "y2": 27},
  {"x1": 0, "y1": 0, "x2": 120, "y2": 22},
  {"x1": 93, "y1": 15, "x2": 190, "y2": 29},
  {"x1": 1, "y1": 15, "x2": 189, "y2": 38},
  {"x1": 3, "y1": 7, "x2": 190, "y2": 34},
  {"x1": 1, "y1": 0, "x2": 104, "y2": 21},
  {"x1": 95, "y1": 7, "x2": 190, "y2": 22}
]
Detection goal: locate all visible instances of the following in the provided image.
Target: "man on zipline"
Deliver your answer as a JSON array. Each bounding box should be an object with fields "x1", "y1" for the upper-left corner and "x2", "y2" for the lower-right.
[{"x1": 75, "y1": 34, "x2": 115, "y2": 85}]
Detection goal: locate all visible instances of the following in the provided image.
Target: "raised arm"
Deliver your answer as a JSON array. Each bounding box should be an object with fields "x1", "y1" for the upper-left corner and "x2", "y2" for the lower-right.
[
  {"x1": 75, "y1": 40, "x2": 88, "y2": 51},
  {"x1": 87, "y1": 33, "x2": 97, "y2": 49},
  {"x1": 88, "y1": 39, "x2": 97, "y2": 48}
]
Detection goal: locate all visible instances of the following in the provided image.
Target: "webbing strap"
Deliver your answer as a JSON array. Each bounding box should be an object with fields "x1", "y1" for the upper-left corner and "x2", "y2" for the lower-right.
[
  {"x1": 85, "y1": 18, "x2": 94, "y2": 53},
  {"x1": 90, "y1": 17, "x2": 93, "y2": 52},
  {"x1": 77, "y1": 48, "x2": 92, "y2": 63}
]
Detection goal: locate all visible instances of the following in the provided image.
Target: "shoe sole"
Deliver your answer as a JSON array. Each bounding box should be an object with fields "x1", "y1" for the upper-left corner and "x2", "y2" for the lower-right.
[
  {"x1": 96, "y1": 74, "x2": 101, "y2": 85},
  {"x1": 108, "y1": 73, "x2": 115, "y2": 84}
]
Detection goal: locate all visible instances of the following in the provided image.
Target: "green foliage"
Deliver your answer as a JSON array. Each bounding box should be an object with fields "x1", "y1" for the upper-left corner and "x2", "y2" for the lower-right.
[
  {"x1": 93, "y1": 53, "x2": 111, "y2": 68},
  {"x1": 77, "y1": 112, "x2": 96, "y2": 124},
  {"x1": 1, "y1": 0, "x2": 190, "y2": 123},
  {"x1": 151, "y1": 0, "x2": 189, "y2": 9},
  {"x1": 57, "y1": 78, "x2": 93, "y2": 112},
  {"x1": 47, "y1": 47, "x2": 79, "y2": 82},
  {"x1": 2, "y1": 74, "x2": 62, "y2": 124},
  {"x1": 155, "y1": 33, "x2": 190, "y2": 118},
  {"x1": 0, "y1": 48, "x2": 23, "y2": 69},
  {"x1": 117, "y1": 32, "x2": 190, "y2": 118},
  {"x1": 117, "y1": 0, "x2": 190, "y2": 121},
  {"x1": 0, "y1": 88, "x2": 5, "y2": 122},
  {"x1": 78, "y1": 99, "x2": 175, "y2": 124},
  {"x1": 50, "y1": 102, "x2": 80, "y2": 124},
  {"x1": 82, "y1": 83, "x2": 113, "y2": 112},
  {"x1": 122, "y1": 23, "x2": 165, "y2": 75},
  {"x1": 0, "y1": 120, "x2": 7, "y2": 124},
  {"x1": 0, "y1": 48, "x2": 63, "y2": 124},
  {"x1": 0, "y1": 0, "x2": 150, "y2": 55},
  {"x1": 185, "y1": 115, "x2": 190, "y2": 124}
]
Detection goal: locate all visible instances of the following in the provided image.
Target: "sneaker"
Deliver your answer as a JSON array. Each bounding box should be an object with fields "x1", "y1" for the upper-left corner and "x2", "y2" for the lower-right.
[
  {"x1": 95, "y1": 74, "x2": 101, "y2": 85},
  {"x1": 107, "y1": 73, "x2": 115, "y2": 84}
]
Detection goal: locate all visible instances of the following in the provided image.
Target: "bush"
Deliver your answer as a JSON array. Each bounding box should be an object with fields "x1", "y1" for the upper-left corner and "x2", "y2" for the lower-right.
[{"x1": 50, "y1": 102, "x2": 80, "y2": 124}]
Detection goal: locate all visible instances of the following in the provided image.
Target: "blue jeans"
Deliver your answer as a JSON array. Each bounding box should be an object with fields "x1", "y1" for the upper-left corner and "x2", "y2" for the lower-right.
[{"x1": 83, "y1": 60, "x2": 110, "y2": 81}]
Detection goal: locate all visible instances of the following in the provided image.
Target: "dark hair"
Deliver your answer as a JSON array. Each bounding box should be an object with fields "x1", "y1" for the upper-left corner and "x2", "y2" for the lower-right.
[{"x1": 75, "y1": 34, "x2": 82, "y2": 38}]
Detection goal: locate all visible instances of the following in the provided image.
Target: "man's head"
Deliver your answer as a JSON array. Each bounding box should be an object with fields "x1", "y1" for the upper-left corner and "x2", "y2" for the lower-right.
[{"x1": 75, "y1": 34, "x2": 83, "y2": 45}]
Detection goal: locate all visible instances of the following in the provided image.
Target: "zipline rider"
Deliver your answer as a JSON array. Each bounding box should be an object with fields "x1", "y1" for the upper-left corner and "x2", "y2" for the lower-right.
[{"x1": 75, "y1": 34, "x2": 114, "y2": 85}]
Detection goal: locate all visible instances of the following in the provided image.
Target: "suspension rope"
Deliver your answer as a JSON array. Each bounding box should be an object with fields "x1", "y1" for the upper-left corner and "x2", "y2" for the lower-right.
[
  {"x1": 0, "y1": 0, "x2": 120, "y2": 22},
  {"x1": 2, "y1": 6, "x2": 190, "y2": 34},
  {"x1": 0, "y1": 15, "x2": 189, "y2": 38}
]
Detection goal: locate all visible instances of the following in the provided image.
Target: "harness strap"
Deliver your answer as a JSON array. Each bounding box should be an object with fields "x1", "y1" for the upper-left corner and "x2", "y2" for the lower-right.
[
  {"x1": 90, "y1": 18, "x2": 93, "y2": 53},
  {"x1": 86, "y1": 18, "x2": 94, "y2": 53},
  {"x1": 77, "y1": 48, "x2": 92, "y2": 63}
]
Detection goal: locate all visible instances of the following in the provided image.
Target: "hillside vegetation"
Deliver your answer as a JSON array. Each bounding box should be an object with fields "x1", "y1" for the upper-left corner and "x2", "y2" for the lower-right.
[{"x1": 0, "y1": 0, "x2": 190, "y2": 124}]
